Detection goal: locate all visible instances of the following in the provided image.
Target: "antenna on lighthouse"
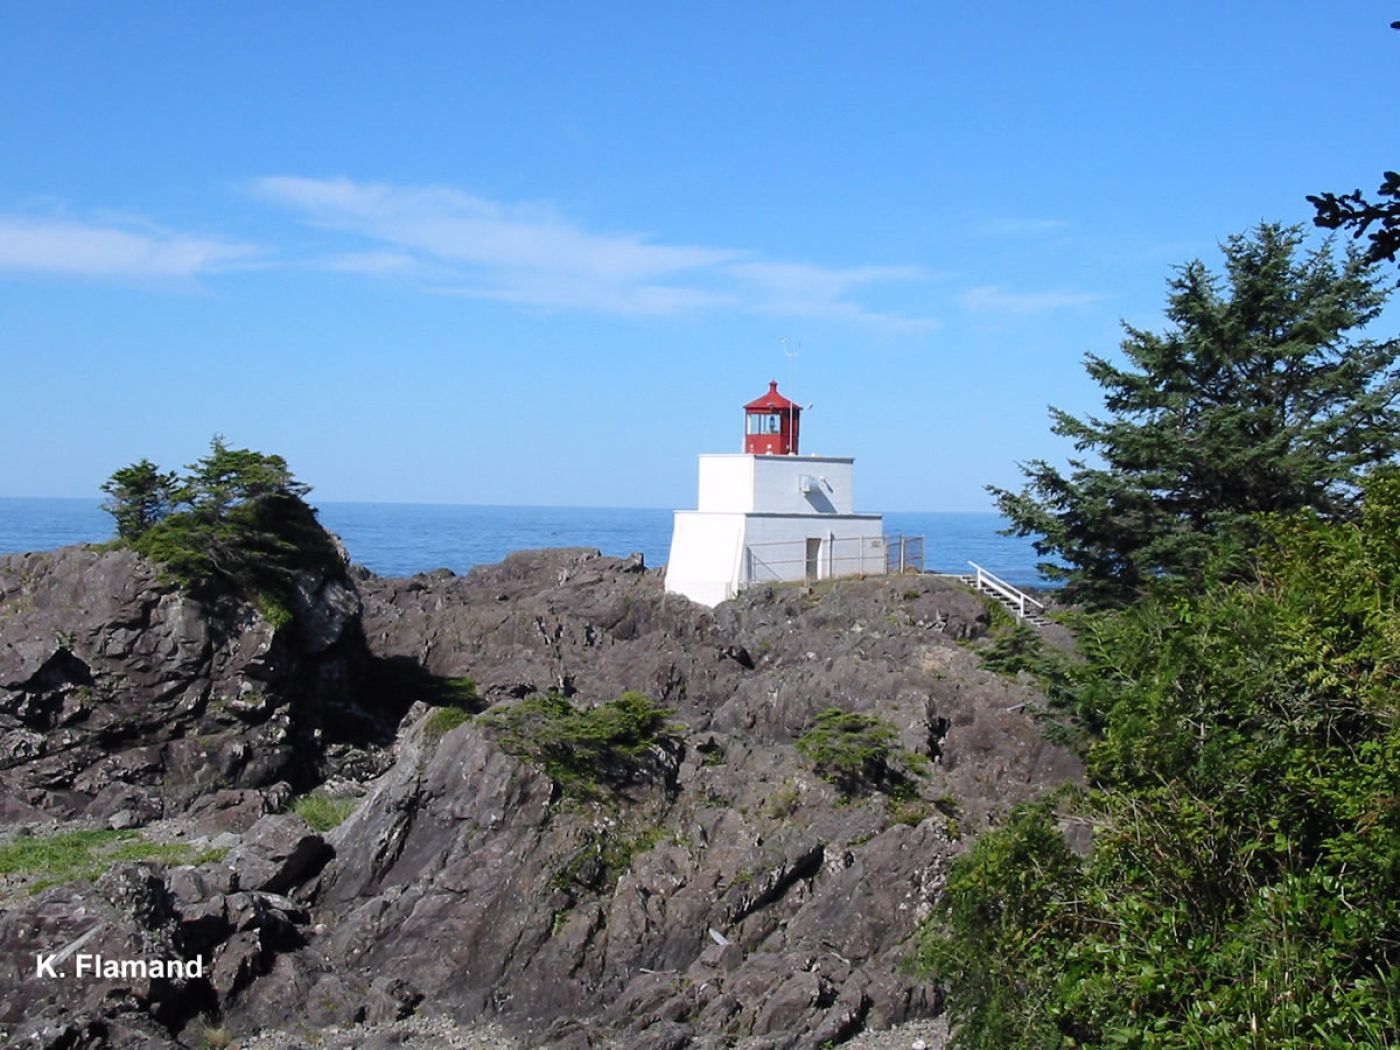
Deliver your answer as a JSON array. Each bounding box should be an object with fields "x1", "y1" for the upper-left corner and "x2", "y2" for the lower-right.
[{"x1": 782, "y1": 338, "x2": 799, "y2": 455}]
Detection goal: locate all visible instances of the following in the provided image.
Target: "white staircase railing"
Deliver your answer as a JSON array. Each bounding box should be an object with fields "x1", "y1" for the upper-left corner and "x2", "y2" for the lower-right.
[{"x1": 968, "y1": 561, "x2": 1046, "y2": 621}]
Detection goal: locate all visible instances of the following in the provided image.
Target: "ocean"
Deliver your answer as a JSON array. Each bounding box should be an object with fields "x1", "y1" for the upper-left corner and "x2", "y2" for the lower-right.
[{"x1": 0, "y1": 498, "x2": 1054, "y2": 587}]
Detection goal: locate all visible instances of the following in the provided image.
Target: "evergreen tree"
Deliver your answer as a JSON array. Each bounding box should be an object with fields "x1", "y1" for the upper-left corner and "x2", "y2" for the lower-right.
[
  {"x1": 913, "y1": 473, "x2": 1400, "y2": 1048},
  {"x1": 992, "y1": 223, "x2": 1400, "y2": 607},
  {"x1": 100, "y1": 458, "x2": 178, "y2": 539},
  {"x1": 182, "y1": 435, "x2": 311, "y2": 519},
  {"x1": 100, "y1": 439, "x2": 337, "y2": 620},
  {"x1": 1307, "y1": 22, "x2": 1400, "y2": 269}
]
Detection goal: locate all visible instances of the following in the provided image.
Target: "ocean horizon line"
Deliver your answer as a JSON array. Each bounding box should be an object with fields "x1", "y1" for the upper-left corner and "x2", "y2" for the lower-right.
[{"x1": 0, "y1": 495, "x2": 1007, "y2": 517}]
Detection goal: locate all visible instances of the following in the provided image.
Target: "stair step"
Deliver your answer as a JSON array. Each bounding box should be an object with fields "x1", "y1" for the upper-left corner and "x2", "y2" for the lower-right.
[{"x1": 954, "y1": 573, "x2": 1051, "y2": 629}]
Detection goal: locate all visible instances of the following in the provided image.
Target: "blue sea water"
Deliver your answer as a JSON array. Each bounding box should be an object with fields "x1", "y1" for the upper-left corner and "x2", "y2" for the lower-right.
[{"x1": 0, "y1": 498, "x2": 1053, "y2": 587}]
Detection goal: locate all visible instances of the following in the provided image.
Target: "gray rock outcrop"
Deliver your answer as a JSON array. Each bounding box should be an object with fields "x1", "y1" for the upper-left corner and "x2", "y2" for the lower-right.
[
  {"x1": 0, "y1": 545, "x2": 399, "y2": 824},
  {"x1": 0, "y1": 544, "x2": 1081, "y2": 1048}
]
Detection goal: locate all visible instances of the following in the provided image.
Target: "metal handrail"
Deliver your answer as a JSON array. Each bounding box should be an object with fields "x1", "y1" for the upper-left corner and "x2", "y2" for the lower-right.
[{"x1": 968, "y1": 561, "x2": 1045, "y2": 619}]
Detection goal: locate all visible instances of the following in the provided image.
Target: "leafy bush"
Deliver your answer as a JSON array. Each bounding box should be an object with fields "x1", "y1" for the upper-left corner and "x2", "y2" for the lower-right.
[
  {"x1": 796, "y1": 708, "x2": 923, "y2": 797},
  {"x1": 978, "y1": 621, "x2": 1047, "y2": 675},
  {"x1": 481, "y1": 691, "x2": 683, "y2": 796},
  {"x1": 912, "y1": 474, "x2": 1400, "y2": 1049}
]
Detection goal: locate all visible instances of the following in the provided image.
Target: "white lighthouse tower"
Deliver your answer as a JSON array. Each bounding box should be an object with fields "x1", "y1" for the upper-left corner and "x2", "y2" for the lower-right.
[{"x1": 664, "y1": 381, "x2": 886, "y2": 607}]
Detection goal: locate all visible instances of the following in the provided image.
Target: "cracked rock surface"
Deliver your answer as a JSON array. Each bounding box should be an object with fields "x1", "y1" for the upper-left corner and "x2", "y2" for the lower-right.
[{"x1": 0, "y1": 545, "x2": 1079, "y2": 1048}]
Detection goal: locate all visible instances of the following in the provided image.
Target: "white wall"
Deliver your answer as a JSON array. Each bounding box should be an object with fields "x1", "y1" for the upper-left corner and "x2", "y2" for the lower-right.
[
  {"x1": 696, "y1": 454, "x2": 856, "y2": 515},
  {"x1": 696, "y1": 456, "x2": 755, "y2": 513},
  {"x1": 664, "y1": 511, "x2": 747, "y2": 607}
]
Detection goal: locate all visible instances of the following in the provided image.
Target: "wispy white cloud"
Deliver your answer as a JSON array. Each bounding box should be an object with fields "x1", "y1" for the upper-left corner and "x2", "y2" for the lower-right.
[
  {"x1": 0, "y1": 216, "x2": 255, "y2": 278},
  {"x1": 252, "y1": 176, "x2": 935, "y2": 326},
  {"x1": 316, "y1": 250, "x2": 418, "y2": 274},
  {"x1": 963, "y1": 285, "x2": 1105, "y2": 314},
  {"x1": 254, "y1": 175, "x2": 735, "y2": 281},
  {"x1": 727, "y1": 261, "x2": 937, "y2": 331},
  {"x1": 443, "y1": 278, "x2": 735, "y2": 317},
  {"x1": 972, "y1": 217, "x2": 1070, "y2": 238}
]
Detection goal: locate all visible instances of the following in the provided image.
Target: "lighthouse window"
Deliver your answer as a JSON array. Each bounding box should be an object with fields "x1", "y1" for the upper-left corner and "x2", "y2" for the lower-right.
[{"x1": 747, "y1": 413, "x2": 783, "y2": 435}]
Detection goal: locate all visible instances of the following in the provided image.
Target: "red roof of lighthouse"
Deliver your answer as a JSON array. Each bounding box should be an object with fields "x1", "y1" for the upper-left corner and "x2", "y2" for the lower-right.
[{"x1": 744, "y1": 380, "x2": 797, "y2": 411}]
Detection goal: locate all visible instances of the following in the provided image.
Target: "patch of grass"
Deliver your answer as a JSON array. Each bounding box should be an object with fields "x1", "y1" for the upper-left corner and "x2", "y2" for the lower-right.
[
  {"x1": 887, "y1": 798, "x2": 932, "y2": 827},
  {"x1": 0, "y1": 830, "x2": 224, "y2": 892},
  {"x1": 423, "y1": 705, "x2": 472, "y2": 744},
  {"x1": 108, "y1": 840, "x2": 208, "y2": 864},
  {"x1": 765, "y1": 781, "x2": 802, "y2": 819},
  {"x1": 0, "y1": 829, "x2": 132, "y2": 884},
  {"x1": 441, "y1": 676, "x2": 479, "y2": 706},
  {"x1": 292, "y1": 792, "x2": 359, "y2": 832},
  {"x1": 481, "y1": 690, "x2": 684, "y2": 797}
]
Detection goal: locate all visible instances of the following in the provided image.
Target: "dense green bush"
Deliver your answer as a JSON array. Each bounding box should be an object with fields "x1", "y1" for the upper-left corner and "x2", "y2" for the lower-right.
[
  {"x1": 796, "y1": 708, "x2": 923, "y2": 797},
  {"x1": 480, "y1": 691, "x2": 683, "y2": 796},
  {"x1": 912, "y1": 474, "x2": 1400, "y2": 1049},
  {"x1": 102, "y1": 438, "x2": 342, "y2": 624}
]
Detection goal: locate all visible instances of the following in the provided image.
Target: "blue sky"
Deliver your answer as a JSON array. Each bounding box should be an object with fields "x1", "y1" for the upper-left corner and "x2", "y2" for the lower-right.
[{"x1": 1, "y1": 3, "x2": 1396, "y2": 511}]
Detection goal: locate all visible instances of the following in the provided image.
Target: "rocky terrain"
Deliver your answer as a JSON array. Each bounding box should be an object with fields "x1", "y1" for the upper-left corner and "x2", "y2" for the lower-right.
[{"x1": 0, "y1": 541, "x2": 1080, "y2": 1049}]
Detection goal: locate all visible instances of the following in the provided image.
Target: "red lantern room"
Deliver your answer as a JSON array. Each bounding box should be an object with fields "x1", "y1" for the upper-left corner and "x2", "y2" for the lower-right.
[{"x1": 743, "y1": 380, "x2": 801, "y2": 455}]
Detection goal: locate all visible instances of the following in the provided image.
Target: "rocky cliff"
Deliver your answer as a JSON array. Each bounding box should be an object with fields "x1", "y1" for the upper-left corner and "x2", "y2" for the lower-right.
[{"x1": 0, "y1": 543, "x2": 1080, "y2": 1049}]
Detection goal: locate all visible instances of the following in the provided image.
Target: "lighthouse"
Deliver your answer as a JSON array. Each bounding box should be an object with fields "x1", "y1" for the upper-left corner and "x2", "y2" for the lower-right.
[{"x1": 664, "y1": 382, "x2": 887, "y2": 607}]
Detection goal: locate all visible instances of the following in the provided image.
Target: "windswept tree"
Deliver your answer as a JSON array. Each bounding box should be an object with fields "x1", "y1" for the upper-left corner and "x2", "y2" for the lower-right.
[
  {"x1": 182, "y1": 434, "x2": 311, "y2": 519},
  {"x1": 101, "y1": 439, "x2": 338, "y2": 617},
  {"x1": 1310, "y1": 170, "x2": 1400, "y2": 269},
  {"x1": 1308, "y1": 21, "x2": 1400, "y2": 270},
  {"x1": 100, "y1": 458, "x2": 178, "y2": 539},
  {"x1": 992, "y1": 222, "x2": 1400, "y2": 606}
]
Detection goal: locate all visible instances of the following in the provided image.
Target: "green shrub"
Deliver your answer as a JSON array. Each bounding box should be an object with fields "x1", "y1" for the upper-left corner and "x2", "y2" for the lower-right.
[
  {"x1": 255, "y1": 591, "x2": 294, "y2": 631},
  {"x1": 977, "y1": 622, "x2": 1045, "y2": 675},
  {"x1": 911, "y1": 475, "x2": 1400, "y2": 1049},
  {"x1": 481, "y1": 690, "x2": 683, "y2": 796},
  {"x1": 292, "y1": 792, "x2": 358, "y2": 831},
  {"x1": 796, "y1": 708, "x2": 923, "y2": 797},
  {"x1": 550, "y1": 825, "x2": 667, "y2": 895}
]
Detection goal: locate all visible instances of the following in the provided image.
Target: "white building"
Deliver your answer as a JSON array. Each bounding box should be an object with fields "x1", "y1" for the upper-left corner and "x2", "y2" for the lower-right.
[{"x1": 664, "y1": 382, "x2": 886, "y2": 607}]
